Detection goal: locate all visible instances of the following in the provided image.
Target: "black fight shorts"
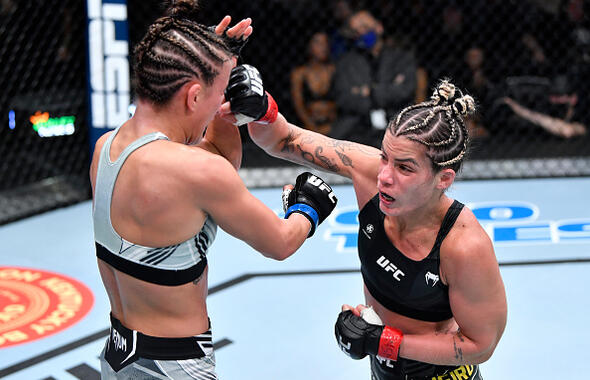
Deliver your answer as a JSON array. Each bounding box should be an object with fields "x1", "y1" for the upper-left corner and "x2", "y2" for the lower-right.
[
  {"x1": 370, "y1": 355, "x2": 483, "y2": 380},
  {"x1": 103, "y1": 314, "x2": 214, "y2": 373}
]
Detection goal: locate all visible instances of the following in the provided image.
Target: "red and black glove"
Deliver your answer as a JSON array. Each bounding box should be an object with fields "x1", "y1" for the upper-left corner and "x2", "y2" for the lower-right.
[
  {"x1": 224, "y1": 64, "x2": 278, "y2": 126},
  {"x1": 335, "y1": 310, "x2": 403, "y2": 360}
]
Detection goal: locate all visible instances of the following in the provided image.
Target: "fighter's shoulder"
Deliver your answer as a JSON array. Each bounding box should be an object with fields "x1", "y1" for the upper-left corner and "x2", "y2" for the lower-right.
[
  {"x1": 92, "y1": 132, "x2": 112, "y2": 158},
  {"x1": 158, "y1": 143, "x2": 241, "y2": 193},
  {"x1": 443, "y1": 204, "x2": 493, "y2": 261}
]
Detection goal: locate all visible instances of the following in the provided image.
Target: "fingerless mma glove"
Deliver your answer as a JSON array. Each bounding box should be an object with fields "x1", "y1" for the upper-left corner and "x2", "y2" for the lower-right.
[
  {"x1": 282, "y1": 172, "x2": 337, "y2": 237},
  {"x1": 335, "y1": 310, "x2": 403, "y2": 361},
  {"x1": 207, "y1": 25, "x2": 249, "y2": 57},
  {"x1": 225, "y1": 64, "x2": 278, "y2": 126}
]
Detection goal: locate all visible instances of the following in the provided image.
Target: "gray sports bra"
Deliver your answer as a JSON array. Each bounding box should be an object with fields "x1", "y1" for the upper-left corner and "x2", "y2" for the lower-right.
[{"x1": 93, "y1": 127, "x2": 217, "y2": 286}]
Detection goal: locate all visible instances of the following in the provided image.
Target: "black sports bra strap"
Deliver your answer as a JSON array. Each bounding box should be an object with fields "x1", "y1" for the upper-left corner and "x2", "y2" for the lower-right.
[{"x1": 432, "y1": 200, "x2": 464, "y2": 250}]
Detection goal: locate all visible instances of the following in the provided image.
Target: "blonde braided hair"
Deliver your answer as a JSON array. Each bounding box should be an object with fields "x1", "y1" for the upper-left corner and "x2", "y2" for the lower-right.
[{"x1": 388, "y1": 79, "x2": 476, "y2": 171}]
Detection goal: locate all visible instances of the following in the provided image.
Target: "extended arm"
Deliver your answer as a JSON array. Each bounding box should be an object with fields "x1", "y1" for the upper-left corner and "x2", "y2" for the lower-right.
[
  {"x1": 221, "y1": 63, "x2": 382, "y2": 208},
  {"x1": 503, "y1": 97, "x2": 586, "y2": 138},
  {"x1": 248, "y1": 115, "x2": 381, "y2": 209},
  {"x1": 193, "y1": 156, "x2": 336, "y2": 260}
]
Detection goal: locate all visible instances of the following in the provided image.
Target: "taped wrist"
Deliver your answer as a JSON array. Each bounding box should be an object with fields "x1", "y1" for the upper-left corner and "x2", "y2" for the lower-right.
[
  {"x1": 377, "y1": 326, "x2": 403, "y2": 360},
  {"x1": 257, "y1": 92, "x2": 278, "y2": 124},
  {"x1": 284, "y1": 204, "x2": 318, "y2": 237}
]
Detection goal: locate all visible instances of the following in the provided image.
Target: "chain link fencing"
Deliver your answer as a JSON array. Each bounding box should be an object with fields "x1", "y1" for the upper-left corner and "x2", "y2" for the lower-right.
[{"x1": 1, "y1": 0, "x2": 588, "y2": 224}]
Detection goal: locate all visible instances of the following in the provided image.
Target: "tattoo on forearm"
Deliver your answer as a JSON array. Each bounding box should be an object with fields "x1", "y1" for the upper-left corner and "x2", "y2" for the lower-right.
[
  {"x1": 315, "y1": 146, "x2": 339, "y2": 172},
  {"x1": 279, "y1": 129, "x2": 299, "y2": 155},
  {"x1": 278, "y1": 125, "x2": 379, "y2": 173},
  {"x1": 300, "y1": 148, "x2": 315, "y2": 163},
  {"x1": 336, "y1": 150, "x2": 353, "y2": 168},
  {"x1": 456, "y1": 329, "x2": 465, "y2": 342},
  {"x1": 453, "y1": 337, "x2": 464, "y2": 362}
]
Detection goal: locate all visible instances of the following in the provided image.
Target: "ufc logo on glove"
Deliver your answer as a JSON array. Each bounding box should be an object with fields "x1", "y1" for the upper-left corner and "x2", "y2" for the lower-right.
[
  {"x1": 244, "y1": 65, "x2": 264, "y2": 96},
  {"x1": 307, "y1": 175, "x2": 337, "y2": 204}
]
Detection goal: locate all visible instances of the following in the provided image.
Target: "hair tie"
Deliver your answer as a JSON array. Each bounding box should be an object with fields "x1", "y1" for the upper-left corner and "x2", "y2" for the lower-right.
[
  {"x1": 452, "y1": 95, "x2": 475, "y2": 116},
  {"x1": 431, "y1": 79, "x2": 456, "y2": 105}
]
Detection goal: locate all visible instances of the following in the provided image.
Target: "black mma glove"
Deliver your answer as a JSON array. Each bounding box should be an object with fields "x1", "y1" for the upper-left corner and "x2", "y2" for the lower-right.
[
  {"x1": 207, "y1": 25, "x2": 249, "y2": 57},
  {"x1": 282, "y1": 172, "x2": 337, "y2": 238},
  {"x1": 225, "y1": 64, "x2": 278, "y2": 126},
  {"x1": 335, "y1": 310, "x2": 403, "y2": 361}
]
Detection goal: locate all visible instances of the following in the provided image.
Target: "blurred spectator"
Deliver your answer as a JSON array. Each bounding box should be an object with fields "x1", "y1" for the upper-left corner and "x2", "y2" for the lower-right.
[
  {"x1": 461, "y1": 47, "x2": 490, "y2": 103},
  {"x1": 488, "y1": 76, "x2": 587, "y2": 139},
  {"x1": 290, "y1": 32, "x2": 337, "y2": 135},
  {"x1": 456, "y1": 46, "x2": 492, "y2": 139},
  {"x1": 421, "y1": 3, "x2": 471, "y2": 84},
  {"x1": 327, "y1": 0, "x2": 355, "y2": 60},
  {"x1": 542, "y1": 0, "x2": 590, "y2": 74},
  {"x1": 331, "y1": 9, "x2": 416, "y2": 146},
  {"x1": 501, "y1": 95, "x2": 586, "y2": 139}
]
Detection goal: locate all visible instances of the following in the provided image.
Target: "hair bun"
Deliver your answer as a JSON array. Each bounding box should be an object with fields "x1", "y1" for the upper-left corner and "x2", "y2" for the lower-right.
[
  {"x1": 453, "y1": 95, "x2": 476, "y2": 116},
  {"x1": 431, "y1": 79, "x2": 456, "y2": 105},
  {"x1": 165, "y1": 0, "x2": 200, "y2": 19}
]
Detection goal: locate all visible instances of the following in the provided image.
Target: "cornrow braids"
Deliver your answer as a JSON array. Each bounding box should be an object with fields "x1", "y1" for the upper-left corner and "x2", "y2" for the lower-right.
[
  {"x1": 387, "y1": 79, "x2": 476, "y2": 173},
  {"x1": 132, "y1": 0, "x2": 232, "y2": 105}
]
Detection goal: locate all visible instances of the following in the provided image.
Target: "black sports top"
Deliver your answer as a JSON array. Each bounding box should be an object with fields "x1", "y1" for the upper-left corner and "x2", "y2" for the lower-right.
[{"x1": 358, "y1": 194, "x2": 464, "y2": 322}]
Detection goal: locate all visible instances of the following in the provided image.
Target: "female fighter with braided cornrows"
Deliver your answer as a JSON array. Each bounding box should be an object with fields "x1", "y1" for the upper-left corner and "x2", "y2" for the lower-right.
[
  {"x1": 223, "y1": 75, "x2": 506, "y2": 379},
  {"x1": 89, "y1": 1, "x2": 337, "y2": 378}
]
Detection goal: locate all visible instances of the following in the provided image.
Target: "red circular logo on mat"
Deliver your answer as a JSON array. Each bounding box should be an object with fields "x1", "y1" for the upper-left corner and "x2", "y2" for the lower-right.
[{"x1": 0, "y1": 267, "x2": 94, "y2": 348}]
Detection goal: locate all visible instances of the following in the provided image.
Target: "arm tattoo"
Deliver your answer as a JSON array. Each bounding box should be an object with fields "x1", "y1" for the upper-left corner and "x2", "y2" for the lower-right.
[
  {"x1": 277, "y1": 125, "x2": 378, "y2": 173},
  {"x1": 453, "y1": 329, "x2": 465, "y2": 362},
  {"x1": 336, "y1": 150, "x2": 353, "y2": 168},
  {"x1": 315, "y1": 146, "x2": 339, "y2": 172},
  {"x1": 279, "y1": 129, "x2": 298, "y2": 155},
  {"x1": 456, "y1": 329, "x2": 465, "y2": 342},
  {"x1": 453, "y1": 337, "x2": 464, "y2": 362}
]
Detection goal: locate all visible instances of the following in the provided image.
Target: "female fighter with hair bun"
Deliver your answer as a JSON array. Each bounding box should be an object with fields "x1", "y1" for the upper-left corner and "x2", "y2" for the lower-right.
[
  {"x1": 90, "y1": 1, "x2": 337, "y2": 378},
  {"x1": 224, "y1": 75, "x2": 506, "y2": 379}
]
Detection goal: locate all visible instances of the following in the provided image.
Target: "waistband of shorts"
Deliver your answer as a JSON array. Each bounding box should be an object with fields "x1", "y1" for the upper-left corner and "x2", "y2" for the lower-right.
[
  {"x1": 110, "y1": 314, "x2": 212, "y2": 360},
  {"x1": 372, "y1": 355, "x2": 479, "y2": 380}
]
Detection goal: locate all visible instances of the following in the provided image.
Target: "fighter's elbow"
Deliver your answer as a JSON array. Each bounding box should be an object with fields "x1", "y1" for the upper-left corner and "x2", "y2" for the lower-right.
[{"x1": 470, "y1": 338, "x2": 501, "y2": 364}]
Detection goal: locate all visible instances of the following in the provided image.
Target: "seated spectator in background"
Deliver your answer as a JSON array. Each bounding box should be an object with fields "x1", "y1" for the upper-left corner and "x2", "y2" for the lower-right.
[
  {"x1": 501, "y1": 91, "x2": 586, "y2": 139},
  {"x1": 456, "y1": 46, "x2": 492, "y2": 139},
  {"x1": 290, "y1": 32, "x2": 337, "y2": 135},
  {"x1": 488, "y1": 76, "x2": 587, "y2": 139},
  {"x1": 331, "y1": 9, "x2": 416, "y2": 146},
  {"x1": 328, "y1": 0, "x2": 355, "y2": 60}
]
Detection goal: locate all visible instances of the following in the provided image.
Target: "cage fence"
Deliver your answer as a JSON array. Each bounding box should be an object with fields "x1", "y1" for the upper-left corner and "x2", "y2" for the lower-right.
[{"x1": 0, "y1": 0, "x2": 588, "y2": 224}]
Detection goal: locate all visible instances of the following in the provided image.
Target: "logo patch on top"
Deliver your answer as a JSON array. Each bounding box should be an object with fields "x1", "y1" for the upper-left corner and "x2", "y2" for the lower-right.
[
  {"x1": 362, "y1": 224, "x2": 375, "y2": 239},
  {"x1": 425, "y1": 271, "x2": 440, "y2": 287},
  {"x1": 0, "y1": 267, "x2": 94, "y2": 348}
]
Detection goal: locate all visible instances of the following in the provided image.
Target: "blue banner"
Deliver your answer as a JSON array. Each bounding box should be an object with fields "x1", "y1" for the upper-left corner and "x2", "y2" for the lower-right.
[{"x1": 85, "y1": 0, "x2": 130, "y2": 155}]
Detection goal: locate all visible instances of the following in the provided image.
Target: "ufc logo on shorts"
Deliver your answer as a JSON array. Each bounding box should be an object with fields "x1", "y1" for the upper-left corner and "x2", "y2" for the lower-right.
[
  {"x1": 307, "y1": 175, "x2": 337, "y2": 204},
  {"x1": 246, "y1": 66, "x2": 264, "y2": 96},
  {"x1": 376, "y1": 256, "x2": 405, "y2": 281},
  {"x1": 87, "y1": 0, "x2": 130, "y2": 129}
]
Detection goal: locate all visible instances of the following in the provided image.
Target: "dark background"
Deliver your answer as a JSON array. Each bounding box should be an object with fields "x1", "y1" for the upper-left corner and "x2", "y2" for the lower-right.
[{"x1": 0, "y1": 0, "x2": 588, "y2": 223}]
